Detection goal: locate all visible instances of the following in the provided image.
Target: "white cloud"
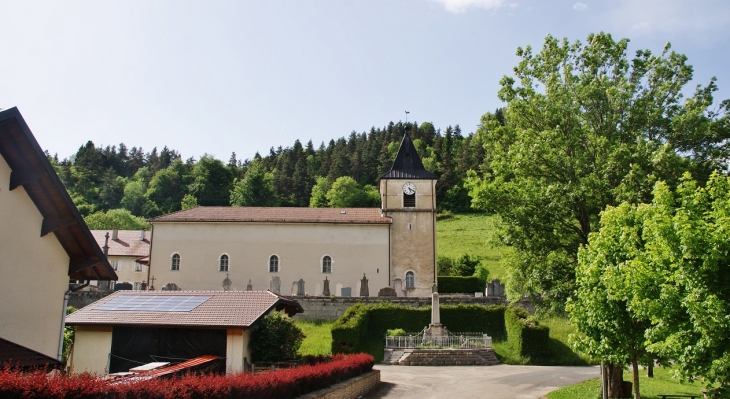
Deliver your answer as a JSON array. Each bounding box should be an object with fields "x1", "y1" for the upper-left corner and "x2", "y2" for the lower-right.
[
  {"x1": 573, "y1": 2, "x2": 587, "y2": 10},
  {"x1": 431, "y1": 0, "x2": 506, "y2": 13}
]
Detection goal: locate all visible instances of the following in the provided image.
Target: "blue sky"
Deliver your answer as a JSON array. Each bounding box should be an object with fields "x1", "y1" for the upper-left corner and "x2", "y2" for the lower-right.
[{"x1": 2, "y1": 0, "x2": 729, "y2": 161}]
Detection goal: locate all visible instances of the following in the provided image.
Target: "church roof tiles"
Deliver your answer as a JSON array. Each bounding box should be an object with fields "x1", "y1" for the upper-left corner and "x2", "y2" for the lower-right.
[
  {"x1": 91, "y1": 230, "x2": 150, "y2": 258},
  {"x1": 149, "y1": 207, "x2": 391, "y2": 224}
]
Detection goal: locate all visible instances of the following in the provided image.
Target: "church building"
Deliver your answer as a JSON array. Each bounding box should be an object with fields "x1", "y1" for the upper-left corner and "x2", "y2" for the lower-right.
[{"x1": 147, "y1": 133, "x2": 437, "y2": 297}]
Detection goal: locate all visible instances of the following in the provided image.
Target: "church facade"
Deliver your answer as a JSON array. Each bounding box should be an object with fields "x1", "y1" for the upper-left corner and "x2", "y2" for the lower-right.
[{"x1": 147, "y1": 133, "x2": 437, "y2": 297}]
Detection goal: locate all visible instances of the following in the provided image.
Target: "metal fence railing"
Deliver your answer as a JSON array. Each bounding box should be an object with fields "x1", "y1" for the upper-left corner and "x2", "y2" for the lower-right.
[{"x1": 385, "y1": 331, "x2": 492, "y2": 349}]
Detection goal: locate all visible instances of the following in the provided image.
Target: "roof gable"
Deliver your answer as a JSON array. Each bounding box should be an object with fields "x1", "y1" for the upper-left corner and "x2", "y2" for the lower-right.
[
  {"x1": 380, "y1": 133, "x2": 437, "y2": 180},
  {"x1": 0, "y1": 107, "x2": 116, "y2": 280}
]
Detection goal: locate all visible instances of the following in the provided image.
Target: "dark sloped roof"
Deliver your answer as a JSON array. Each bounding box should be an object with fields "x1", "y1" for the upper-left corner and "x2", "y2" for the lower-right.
[
  {"x1": 66, "y1": 290, "x2": 303, "y2": 328},
  {"x1": 149, "y1": 207, "x2": 392, "y2": 224},
  {"x1": 0, "y1": 337, "x2": 62, "y2": 369},
  {"x1": 380, "y1": 133, "x2": 437, "y2": 179},
  {"x1": 91, "y1": 230, "x2": 150, "y2": 257},
  {"x1": 0, "y1": 107, "x2": 116, "y2": 280}
]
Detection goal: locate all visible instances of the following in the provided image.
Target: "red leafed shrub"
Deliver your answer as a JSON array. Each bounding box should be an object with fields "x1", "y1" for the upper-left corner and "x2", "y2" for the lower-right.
[{"x1": 0, "y1": 353, "x2": 375, "y2": 399}]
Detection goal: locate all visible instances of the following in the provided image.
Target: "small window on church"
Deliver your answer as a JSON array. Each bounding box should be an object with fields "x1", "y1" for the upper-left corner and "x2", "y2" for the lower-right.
[
  {"x1": 171, "y1": 254, "x2": 180, "y2": 271},
  {"x1": 269, "y1": 255, "x2": 279, "y2": 273},
  {"x1": 219, "y1": 254, "x2": 229, "y2": 272},
  {"x1": 322, "y1": 256, "x2": 332, "y2": 273},
  {"x1": 134, "y1": 263, "x2": 143, "y2": 272},
  {"x1": 406, "y1": 271, "x2": 415, "y2": 289},
  {"x1": 112, "y1": 261, "x2": 119, "y2": 271},
  {"x1": 403, "y1": 193, "x2": 416, "y2": 207}
]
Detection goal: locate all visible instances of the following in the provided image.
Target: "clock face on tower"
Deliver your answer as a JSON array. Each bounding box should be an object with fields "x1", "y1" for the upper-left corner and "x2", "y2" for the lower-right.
[{"x1": 403, "y1": 182, "x2": 416, "y2": 195}]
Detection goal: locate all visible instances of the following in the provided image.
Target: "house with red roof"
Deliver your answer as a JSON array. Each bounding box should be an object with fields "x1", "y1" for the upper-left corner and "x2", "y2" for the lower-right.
[{"x1": 90, "y1": 229, "x2": 151, "y2": 290}]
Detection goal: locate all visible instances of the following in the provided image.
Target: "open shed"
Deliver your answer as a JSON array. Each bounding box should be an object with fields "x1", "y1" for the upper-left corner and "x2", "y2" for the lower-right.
[{"x1": 65, "y1": 290, "x2": 302, "y2": 374}]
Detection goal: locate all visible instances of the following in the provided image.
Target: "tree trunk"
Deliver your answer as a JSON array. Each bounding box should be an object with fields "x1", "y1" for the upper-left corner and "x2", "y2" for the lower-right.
[
  {"x1": 647, "y1": 361, "x2": 653, "y2": 378},
  {"x1": 632, "y1": 359, "x2": 640, "y2": 399},
  {"x1": 604, "y1": 363, "x2": 624, "y2": 399}
]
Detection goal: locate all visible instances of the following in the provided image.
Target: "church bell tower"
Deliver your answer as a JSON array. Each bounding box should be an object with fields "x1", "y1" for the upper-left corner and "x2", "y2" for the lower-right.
[{"x1": 379, "y1": 131, "x2": 437, "y2": 297}]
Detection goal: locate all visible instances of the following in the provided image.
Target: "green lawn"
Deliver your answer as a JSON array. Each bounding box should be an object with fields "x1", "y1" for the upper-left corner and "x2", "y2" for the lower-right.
[
  {"x1": 436, "y1": 213, "x2": 512, "y2": 280},
  {"x1": 547, "y1": 366, "x2": 706, "y2": 399},
  {"x1": 295, "y1": 320, "x2": 334, "y2": 356}
]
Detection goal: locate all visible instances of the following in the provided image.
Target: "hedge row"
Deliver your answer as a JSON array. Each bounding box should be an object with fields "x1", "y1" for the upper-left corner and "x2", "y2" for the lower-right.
[
  {"x1": 331, "y1": 303, "x2": 507, "y2": 361},
  {"x1": 0, "y1": 353, "x2": 374, "y2": 399},
  {"x1": 504, "y1": 307, "x2": 550, "y2": 359},
  {"x1": 437, "y1": 276, "x2": 485, "y2": 293}
]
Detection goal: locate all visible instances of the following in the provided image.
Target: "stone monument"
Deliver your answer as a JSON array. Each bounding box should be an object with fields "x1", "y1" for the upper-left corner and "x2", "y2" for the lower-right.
[
  {"x1": 246, "y1": 279, "x2": 253, "y2": 291},
  {"x1": 270, "y1": 276, "x2": 281, "y2": 294},
  {"x1": 297, "y1": 279, "x2": 305, "y2": 296},
  {"x1": 422, "y1": 292, "x2": 449, "y2": 343},
  {"x1": 360, "y1": 273, "x2": 369, "y2": 297},
  {"x1": 322, "y1": 277, "x2": 331, "y2": 296},
  {"x1": 222, "y1": 274, "x2": 232, "y2": 291}
]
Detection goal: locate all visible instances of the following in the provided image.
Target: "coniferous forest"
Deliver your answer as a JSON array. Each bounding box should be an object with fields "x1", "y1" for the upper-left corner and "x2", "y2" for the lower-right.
[{"x1": 48, "y1": 120, "x2": 494, "y2": 229}]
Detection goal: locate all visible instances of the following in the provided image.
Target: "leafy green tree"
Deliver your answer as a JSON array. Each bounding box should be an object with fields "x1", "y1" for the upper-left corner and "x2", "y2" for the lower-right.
[
  {"x1": 250, "y1": 312, "x2": 305, "y2": 362},
  {"x1": 230, "y1": 160, "x2": 276, "y2": 207},
  {"x1": 309, "y1": 176, "x2": 330, "y2": 208},
  {"x1": 84, "y1": 208, "x2": 149, "y2": 230},
  {"x1": 324, "y1": 176, "x2": 378, "y2": 208},
  {"x1": 180, "y1": 194, "x2": 197, "y2": 210},
  {"x1": 568, "y1": 202, "x2": 653, "y2": 399},
  {"x1": 146, "y1": 166, "x2": 184, "y2": 215},
  {"x1": 466, "y1": 32, "x2": 729, "y2": 311},
  {"x1": 188, "y1": 155, "x2": 233, "y2": 206}
]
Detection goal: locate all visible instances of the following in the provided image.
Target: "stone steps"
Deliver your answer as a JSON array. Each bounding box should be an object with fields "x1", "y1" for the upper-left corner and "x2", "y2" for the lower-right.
[
  {"x1": 382, "y1": 348, "x2": 406, "y2": 365},
  {"x1": 396, "y1": 349, "x2": 500, "y2": 366}
]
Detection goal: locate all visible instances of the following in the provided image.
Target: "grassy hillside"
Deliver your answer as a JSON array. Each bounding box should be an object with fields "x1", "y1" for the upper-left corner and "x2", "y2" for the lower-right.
[{"x1": 436, "y1": 213, "x2": 512, "y2": 280}]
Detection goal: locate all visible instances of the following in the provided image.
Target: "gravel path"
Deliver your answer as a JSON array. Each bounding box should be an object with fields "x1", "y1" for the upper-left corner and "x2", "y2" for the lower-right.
[{"x1": 363, "y1": 364, "x2": 600, "y2": 399}]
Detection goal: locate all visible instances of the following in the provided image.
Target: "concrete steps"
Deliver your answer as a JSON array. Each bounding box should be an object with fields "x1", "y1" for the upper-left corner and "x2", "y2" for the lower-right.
[{"x1": 395, "y1": 349, "x2": 500, "y2": 366}]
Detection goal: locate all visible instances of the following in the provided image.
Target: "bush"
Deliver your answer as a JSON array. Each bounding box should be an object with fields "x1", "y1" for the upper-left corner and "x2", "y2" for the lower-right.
[
  {"x1": 437, "y1": 276, "x2": 485, "y2": 294},
  {"x1": 250, "y1": 312, "x2": 305, "y2": 362},
  {"x1": 437, "y1": 255, "x2": 454, "y2": 276},
  {"x1": 0, "y1": 354, "x2": 374, "y2": 399},
  {"x1": 386, "y1": 328, "x2": 407, "y2": 336},
  {"x1": 452, "y1": 254, "x2": 480, "y2": 277},
  {"x1": 504, "y1": 307, "x2": 550, "y2": 359},
  {"x1": 332, "y1": 303, "x2": 507, "y2": 361}
]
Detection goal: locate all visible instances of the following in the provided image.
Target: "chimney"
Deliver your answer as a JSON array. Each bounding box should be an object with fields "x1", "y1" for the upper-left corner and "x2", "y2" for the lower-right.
[
  {"x1": 140, "y1": 229, "x2": 145, "y2": 241},
  {"x1": 112, "y1": 228, "x2": 118, "y2": 241}
]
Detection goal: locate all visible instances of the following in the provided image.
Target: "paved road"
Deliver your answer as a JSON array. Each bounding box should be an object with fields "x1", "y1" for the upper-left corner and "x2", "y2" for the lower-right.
[{"x1": 363, "y1": 364, "x2": 600, "y2": 399}]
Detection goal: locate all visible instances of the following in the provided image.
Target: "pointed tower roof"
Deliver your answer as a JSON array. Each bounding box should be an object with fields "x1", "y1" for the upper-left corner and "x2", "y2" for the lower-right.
[{"x1": 380, "y1": 132, "x2": 437, "y2": 179}]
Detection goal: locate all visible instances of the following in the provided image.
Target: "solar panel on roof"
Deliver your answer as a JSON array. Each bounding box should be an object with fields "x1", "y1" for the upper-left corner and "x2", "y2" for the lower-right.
[{"x1": 94, "y1": 295, "x2": 211, "y2": 312}]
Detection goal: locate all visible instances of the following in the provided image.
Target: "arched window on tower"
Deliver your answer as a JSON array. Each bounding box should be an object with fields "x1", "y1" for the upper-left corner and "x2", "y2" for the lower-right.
[
  {"x1": 219, "y1": 254, "x2": 229, "y2": 272},
  {"x1": 405, "y1": 271, "x2": 415, "y2": 289},
  {"x1": 269, "y1": 255, "x2": 279, "y2": 273},
  {"x1": 171, "y1": 254, "x2": 180, "y2": 271},
  {"x1": 322, "y1": 256, "x2": 332, "y2": 273}
]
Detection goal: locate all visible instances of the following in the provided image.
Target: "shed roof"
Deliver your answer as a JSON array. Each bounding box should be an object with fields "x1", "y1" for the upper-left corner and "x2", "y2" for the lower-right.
[
  {"x1": 66, "y1": 290, "x2": 302, "y2": 328},
  {"x1": 91, "y1": 230, "x2": 150, "y2": 258},
  {"x1": 0, "y1": 107, "x2": 116, "y2": 280},
  {"x1": 149, "y1": 206, "x2": 391, "y2": 224},
  {"x1": 380, "y1": 133, "x2": 437, "y2": 180}
]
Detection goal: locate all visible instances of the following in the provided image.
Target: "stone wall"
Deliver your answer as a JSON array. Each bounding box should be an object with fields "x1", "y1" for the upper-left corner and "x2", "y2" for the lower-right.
[
  {"x1": 292, "y1": 295, "x2": 528, "y2": 321},
  {"x1": 298, "y1": 370, "x2": 380, "y2": 399}
]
